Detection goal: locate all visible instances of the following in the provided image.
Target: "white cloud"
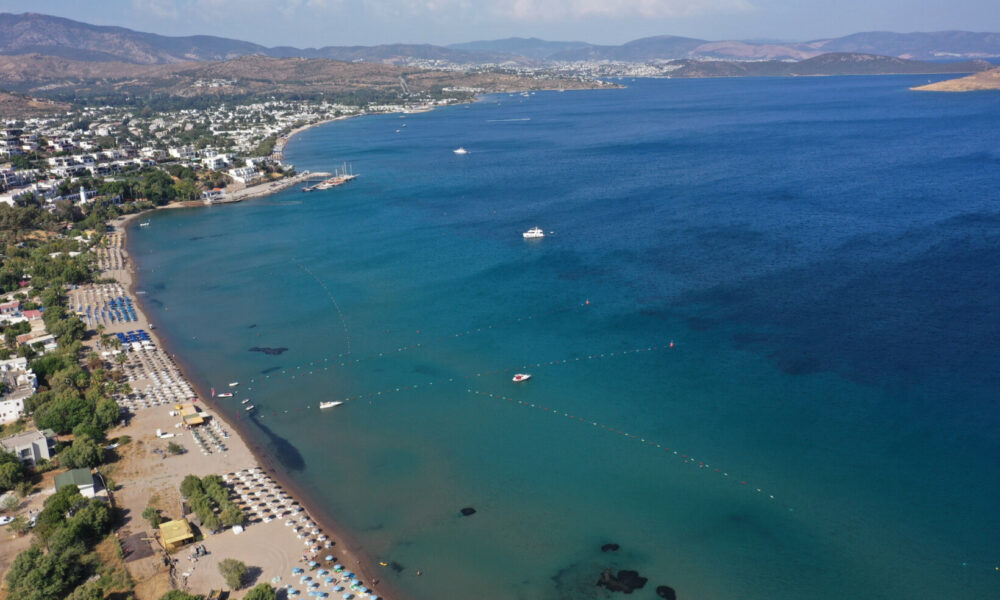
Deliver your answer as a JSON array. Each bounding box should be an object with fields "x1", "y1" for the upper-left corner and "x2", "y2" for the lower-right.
[
  {"x1": 504, "y1": 0, "x2": 754, "y2": 21},
  {"x1": 363, "y1": 0, "x2": 752, "y2": 21}
]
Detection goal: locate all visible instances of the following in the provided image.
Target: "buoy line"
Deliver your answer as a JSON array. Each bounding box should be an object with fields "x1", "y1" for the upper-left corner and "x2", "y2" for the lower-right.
[
  {"x1": 243, "y1": 300, "x2": 591, "y2": 388},
  {"x1": 297, "y1": 262, "x2": 352, "y2": 354},
  {"x1": 464, "y1": 388, "x2": 785, "y2": 507},
  {"x1": 246, "y1": 341, "x2": 677, "y2": 397}
]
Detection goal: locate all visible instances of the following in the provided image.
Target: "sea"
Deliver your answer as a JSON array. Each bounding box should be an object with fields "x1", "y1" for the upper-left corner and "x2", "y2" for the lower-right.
[{"x1": 127, "y1": 76, "x2": 1000, "y2": 600}]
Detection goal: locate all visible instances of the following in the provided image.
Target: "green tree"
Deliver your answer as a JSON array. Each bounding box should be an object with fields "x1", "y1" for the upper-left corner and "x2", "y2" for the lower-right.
[
  {"x1": 0, "y1": 452, "x2": 25, "y2": 491},
  {"x1": 65, "y1": 581, "x2": 104, "y2": 600},
  {"x1": 94, "y1": 397, "x2": 121, "y2": 430},
  {"x1": 243, "y1": 583, "x2": 276, "y2": 600},
  {"x1": 33, "y1": 393, "x2": 96, "y2": 434},
  {"x1": 173, "y1": 179, "x2": 201, "y2": 201},
  {"x1": 7, "y1": 514, "x2": 29, "y2": 535},
  {"x1": 201, "y1": 512, "x2": 221, "y2": 533},
  {"x1": 158, "y1": 591, "x2": 202, "y2": 600},
  {"x1": 58, "y1": 436, "x2": 104, "y2": 469},
  {"x1": 220, "y1": 504, "x2": 245, "y2": 528},
  {"x1": 180, "y1": 474, "x2": 203, "y2": 498},
  {"x1": 142, "y1": 506, "x2": 162, "y2": 528},
  {"x1": 2, "y1": 492, "x2": 19, "y2": 511},
  {"x1": 217, "y1": 558, "x2": 248, "y2": 590},
  {"x1": 165, "y1": 441, "x2": 184, "y2": 455}
]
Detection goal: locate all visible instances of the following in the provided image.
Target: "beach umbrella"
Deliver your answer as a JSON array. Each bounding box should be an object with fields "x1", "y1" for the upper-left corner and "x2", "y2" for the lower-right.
[
  {"x1": 325, "y1": 577, "x2": 335, "y2": 584},
  {"x1": 333, "y1": 564, "x2": 344, "y2": 571},
  {"x1": 288, "y1": 589, "x2": 299, "y2": 596},
  {"x1": 310, "y1": 582, "x2": 320, "y2": 588},
  {"x1": 308, "y1": 592, "x2": 317, "y2": 597},
  {"x1": 333, "y1": 586, "x2": 344, "y2": 592},
  {"x1": 293, "y1": 567, "x2": 304, "y2": 574},
  {"x1": 318, "y1": 569, "x2": 329, "y2": 576},
  {"x1": 358, "y1": 587, "x2": 368, "y2": 594},
  {"x1": 342, "y1": 594, "x2": 352, "y2": 600},
  {"x1": 309, "y1": 560, "x2": 319, "y2": 567},
  {"x1": 344, "y1": 572, "x2": 354, "y2": 579}
]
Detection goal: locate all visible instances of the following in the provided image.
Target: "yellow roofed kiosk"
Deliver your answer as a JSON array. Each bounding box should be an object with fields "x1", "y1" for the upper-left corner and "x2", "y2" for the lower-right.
[
  {"x1": 159, "y1": 518, "x2": 195, "y2": 552},
  {"x1": 175, "y1": 403, "x2": 205, "y2": 426}
]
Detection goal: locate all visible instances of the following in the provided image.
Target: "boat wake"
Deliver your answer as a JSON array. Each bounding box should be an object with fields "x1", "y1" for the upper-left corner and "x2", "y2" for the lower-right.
[{"x1": 486, "y1": 118, "x2": 531, "y2": 122}]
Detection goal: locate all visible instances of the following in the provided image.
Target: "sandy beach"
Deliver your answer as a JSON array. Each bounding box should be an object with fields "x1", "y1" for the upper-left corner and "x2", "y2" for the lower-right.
[{"x1": 93, "y1": 211, "x2": 399, "y2": 599}]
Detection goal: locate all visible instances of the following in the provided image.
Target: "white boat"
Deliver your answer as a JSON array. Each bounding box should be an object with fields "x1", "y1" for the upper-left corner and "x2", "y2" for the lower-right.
[
  {"x1": 228, "y1": 382, "x2": 239, "y2": 387},
  {"x1": 522, "y1": 227, "x2": 545, "y2": 239},
  {"x1": 512, "y1": 373, "x2": 532, "y2": 382},
  {"x1": 453, "y1": 147, "x2": 468, "y2": 155},
  {"x1": 217, "y1": 392, "x2": 233, "y2": 398},
  {"x1": 241, "y1": 398, "x2": 251, "y2": 404},
  {"x1": 245, "y1": 405, "x2": 255, "y2": 411},
  {"x1": 319, "y1": 401, "x2": 343, "y2": 410},
  {"x1": 139, "y1": 221, "x2": 151, "y2": 228}
]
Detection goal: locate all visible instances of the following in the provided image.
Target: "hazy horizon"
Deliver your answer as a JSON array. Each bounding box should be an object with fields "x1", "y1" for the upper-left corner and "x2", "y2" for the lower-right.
[{"x1": 1, "y1": 1, "x2": 999, "y2": 48}]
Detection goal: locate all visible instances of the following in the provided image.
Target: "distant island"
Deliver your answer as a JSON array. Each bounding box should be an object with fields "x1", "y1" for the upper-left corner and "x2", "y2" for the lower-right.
[{"x1": 911, "y1": 67, "x2": 1000, "y2": 91}]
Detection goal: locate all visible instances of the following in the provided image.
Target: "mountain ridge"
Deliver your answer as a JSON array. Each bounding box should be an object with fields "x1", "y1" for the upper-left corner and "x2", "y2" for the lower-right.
[{"x1": 2, "y1": 13, "x2": 1000, "y2": 66}]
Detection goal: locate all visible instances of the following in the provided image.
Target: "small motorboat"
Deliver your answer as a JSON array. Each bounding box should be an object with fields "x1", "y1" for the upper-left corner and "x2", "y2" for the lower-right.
[
  {"x1": 522, "y1": 227, "x2": 544, "y2": 239},
  {"x1": 245, "y1": 405, "x2": 255, "y2": 411},
  {"x1": 512, "y1": 373, "x2": 532, "y2": 383},
  {"x1": 241, "y1": 398, "x2": 251, "y2": 404},
  {"x1": 319, "y1": 401, "x2": 343, "y2": 410},
  {"x1": 228, "y1": 382, "x2": 239, "y2": 387},
  {"x1": 453, "y1": 147, "x2": 468, "y2": 155},
  {"x1": 217, "y1": 392, "x2": 233, "y2": 398}
]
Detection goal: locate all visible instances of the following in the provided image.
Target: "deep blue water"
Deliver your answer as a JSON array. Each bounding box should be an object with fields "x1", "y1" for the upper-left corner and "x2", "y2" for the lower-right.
[{"x1": 128, "y1": 76, "x2": 1000, "y2": 600}]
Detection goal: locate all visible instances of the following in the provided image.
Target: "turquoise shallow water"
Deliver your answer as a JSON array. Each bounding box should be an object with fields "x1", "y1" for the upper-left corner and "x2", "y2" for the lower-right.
[{"x1": 129, "y1": 76, "x2": 1000, "y2": 600}]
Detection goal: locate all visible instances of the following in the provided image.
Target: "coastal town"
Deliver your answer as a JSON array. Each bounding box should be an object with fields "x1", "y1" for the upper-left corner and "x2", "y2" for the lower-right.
[
  {"x1": 0, "y1": 95, "x2": 469, "y2": 209},
  {"x1": 0, "y1": 91, "x2": 427, "y2": 599}
]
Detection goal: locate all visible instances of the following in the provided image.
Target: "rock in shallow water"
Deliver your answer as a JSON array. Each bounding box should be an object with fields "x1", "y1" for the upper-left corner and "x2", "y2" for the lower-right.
[
  {"x1": 460, "y1": 507, "x2": 476, "y2": 516},
  {"x1": 249, "y1": 346, "x2": 288, "y2": 355},
  {"x1": 601, "y1": 543, "x2": 620, "y2": 552},
  {"x1": 596, "y1": 568, "x2": 647, "y2": 593},
  {"x1": 656, "y1": 585, "x2": 677, "y2": 599}
]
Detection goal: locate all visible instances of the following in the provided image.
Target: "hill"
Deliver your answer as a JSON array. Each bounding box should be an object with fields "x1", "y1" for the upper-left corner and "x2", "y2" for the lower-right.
[
  {"x1": 549, "y1": 35, "x2": 708, "y2": 61},
  {"x1": 0, "y1": 54, "x2": 606, "y2": 105},
  {"x1": 3, "y1": 13, "x2": 999, "y2": 67},
  {"x1": 449, "y1": 37, "x2": 594, "y2": 60},
  {"x1": 0, "y1": 89, "x2": 70, "y2": 118},
  {"x1": 806, "y1": 31, "x2": 1000, "y2": 61},
  {"x1": 911, "y1": 67, "x2": 1000, "y2": 91},
  {"x1": 0, "y1": 12, "x2": 517, "y2": 66},
  {"x1": 666, "y1": 53, "x2": 992, "y2": 78},
  {"x1": 0, "y1": 12, "x2": 267, "y2": 64}
]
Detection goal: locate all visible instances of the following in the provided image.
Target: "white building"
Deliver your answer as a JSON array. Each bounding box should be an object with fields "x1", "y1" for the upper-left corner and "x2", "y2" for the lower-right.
[
  {"x1": 0, "y1": 429, "x2": 57, "y2": 465},
  {"x1": 0, "y1": 356, "x2": 37, "y2": 423},
  {"x1": 227, "y1": 166, "x2": 259, "y2": 184}
]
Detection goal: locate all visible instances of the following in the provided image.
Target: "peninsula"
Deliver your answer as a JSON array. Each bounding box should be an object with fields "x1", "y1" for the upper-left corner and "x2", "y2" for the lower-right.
[{"x1": 911, "y1": 66, "x2": 1000, "y2": 91}]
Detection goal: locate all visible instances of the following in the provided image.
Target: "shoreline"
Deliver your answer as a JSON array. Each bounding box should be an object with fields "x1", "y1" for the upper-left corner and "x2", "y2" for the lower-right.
[{"x1": 115, "y1": 212, "x2": 406, "y2": 600}]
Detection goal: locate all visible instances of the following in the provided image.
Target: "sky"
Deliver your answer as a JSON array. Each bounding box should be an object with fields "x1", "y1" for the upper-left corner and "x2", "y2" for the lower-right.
[{"x1": 2, "y1": 0, "x2": 999, "y2": 47}]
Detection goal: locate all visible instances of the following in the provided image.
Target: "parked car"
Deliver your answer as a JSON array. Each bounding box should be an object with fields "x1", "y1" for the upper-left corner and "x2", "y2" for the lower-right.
[{"x1": 0, "y1": 516, "x2": 13, "y2": 525}]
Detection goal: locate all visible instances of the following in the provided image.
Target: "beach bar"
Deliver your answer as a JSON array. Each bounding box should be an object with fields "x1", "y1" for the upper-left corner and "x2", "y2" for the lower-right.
[{"x1": 160, "y1": 518, "x2": 195, "y2": 552}]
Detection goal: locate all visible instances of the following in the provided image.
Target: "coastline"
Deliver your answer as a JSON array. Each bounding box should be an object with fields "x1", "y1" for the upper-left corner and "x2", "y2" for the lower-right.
[{"x1": 115, "y1": 211, "x2": 406, "y2": 600}]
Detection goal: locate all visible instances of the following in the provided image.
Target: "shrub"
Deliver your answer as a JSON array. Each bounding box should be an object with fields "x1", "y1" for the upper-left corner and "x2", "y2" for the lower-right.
[
  {"x1": 217, "y1": 558, "x2": 247, "y2": 590},
  {"x1": 142, "y1": 506, "x2": 162, "y2": 528}
]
